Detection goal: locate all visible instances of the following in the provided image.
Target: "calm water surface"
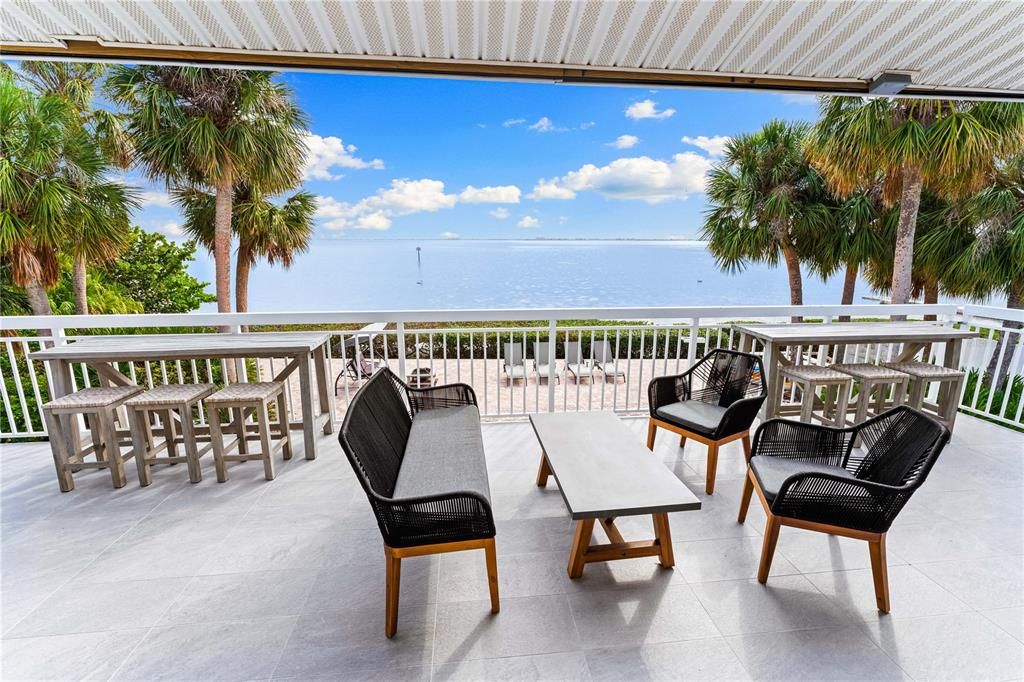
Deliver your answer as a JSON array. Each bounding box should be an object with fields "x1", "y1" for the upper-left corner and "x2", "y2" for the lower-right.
[{"x1": 195, "y1": 239, "x2": 875, "y2": 312}]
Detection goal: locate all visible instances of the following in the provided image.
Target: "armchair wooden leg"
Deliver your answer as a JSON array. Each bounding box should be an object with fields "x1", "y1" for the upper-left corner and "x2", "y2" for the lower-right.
[
  {"x1": 484, "y1": 538, "x2": 500, "y2": 614},
  {"x1": 705, "y1": 442, "x2": 719, "y2": 495},
  {"x1": 646, "y1": 419, "x2": 657, "y2": 450},
  {"x1": 738, "y1": 470, "x2": 754, "y2": 523},
  {"x1": 757, "y1": 514, "x2": 781, "y2": 584},
  {"x1": 384, "y1": 546, "x2": 401, "y2": 638},
  {"x1": 869, "y1": 534, "x2": 891, "y2": 613},
  {"x1": 678, "y1": 434, "x2": 687, "y2": 449},
  {"x1": 741, "y1": 434, "x2": 751, "y2": 462}
]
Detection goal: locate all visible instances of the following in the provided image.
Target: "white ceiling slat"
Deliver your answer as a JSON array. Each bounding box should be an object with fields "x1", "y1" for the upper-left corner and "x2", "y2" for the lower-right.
[{"x1": 1, "y1": 0, "x2": 1020, "y2": 97}]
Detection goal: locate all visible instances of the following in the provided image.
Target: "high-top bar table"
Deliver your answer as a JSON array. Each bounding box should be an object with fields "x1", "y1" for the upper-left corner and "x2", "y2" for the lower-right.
[
  {"x1": 734, "y1": 322, "x2": 978, "y2": 428},
  {"x1": 31, "y1": 332, "x2": 336, "y2": 461}
]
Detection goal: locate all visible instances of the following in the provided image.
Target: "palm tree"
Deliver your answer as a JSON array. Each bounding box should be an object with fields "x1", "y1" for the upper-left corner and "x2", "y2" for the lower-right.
[
  {"x1": 703, "y1": 120, "x2": 833, "y2": 321},
  {"x1": 806, "y1": 97, "x2": 1024, "y2": 310},
  {"x1": 176, "y1": 185, "x2": 315, "y2": 312},
  {"x1": 0, "y1": 71, "x2": 112, "y2": 316},
  {"x1": 15, "y1": 61, "x2": 136, "y2": 315},
  {"x1": 105, "y1": 66, "x2": 307, "y2": 312}
]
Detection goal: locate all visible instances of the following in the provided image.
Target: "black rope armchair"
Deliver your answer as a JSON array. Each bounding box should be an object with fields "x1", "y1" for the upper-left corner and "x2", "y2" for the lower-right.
[
  {"x1": 738, "y1": 405, "x2": 950, "y2": 613},
  {"x1": 647, "y1": 349, "x2": 767, "y2": 494},
  {"x1": 338, "y1": 368, "x2": 498, "y2": 637}
]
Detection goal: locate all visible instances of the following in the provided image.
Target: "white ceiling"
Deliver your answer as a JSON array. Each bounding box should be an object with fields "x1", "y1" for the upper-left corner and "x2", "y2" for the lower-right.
[{"x1": 2, "y1": 0, "x2": 1022, "y2": 98}]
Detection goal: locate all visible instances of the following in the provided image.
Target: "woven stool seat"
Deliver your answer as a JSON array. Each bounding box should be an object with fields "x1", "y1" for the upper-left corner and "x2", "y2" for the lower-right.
[
  {"x1": 833, "y1": 363, "x2": 910, "y2": 381},
  {"x1": 44, "y1": 385, "x2": 143, "y2": 410},
  {"x1": 206, "y1": 382, "x2": 284, "y2": 403},
  {"x1": 780, "y1": 365, "x2": 852, "y2": 382},
  {"x1": 127, "y1": 383, "x2": 216, "y2": 408},
  {"x1": 881, "y1": 361, "x2": 963, "y2": 379}
]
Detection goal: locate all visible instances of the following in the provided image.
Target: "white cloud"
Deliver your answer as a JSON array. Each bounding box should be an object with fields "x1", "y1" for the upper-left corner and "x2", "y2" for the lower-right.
[
  {"x1": 609, "y1": 134, "x2": 639, "y2": 149},
  {"x1": 154, "y1": 220, "x2": 183, "y2": 237},
  {"x1": 681, "y1": 135, "x2": 731, "y2": 158},
  {"x1": 559, "y1": 216, "x2": 569, "y2": 224},
  {"x1": 489, "y1": 207, "x2": 510, "y2": 220},
  {"x1": 580, "y1": 121, "x2": 596, "y2": 130},
  {"x1": 140, "y1": 190, "x2": 173, "y2": 208},
  {"x1": 517, "y1": 216, "x2": 540, "y2": 228},
  {"x1": 503, "y1": 118, "x2": 526, "y2": 127},
  {"x1": 440, "y1": 231, "x2": 460, "y2": 239},
  {"x1": 530, "y1": 153, "x2": 712, "y2": 204},
  {"x1": 529, "y1": 117, "x2": 564, "y2": 133},
  {"x1": 625, "y1": 99, "x2": 675, "y2": 120},
  {"x1": 458, "y1": 185, "x2": 521, "y2": 204},
  {"x1": 302, "y1": 133, "x2": 384, "y2": 181},
  {"x1": 316, "y1": 178, "x2": 457, "y2": 230},
  {"x1": 528, "y1": 179, "x2": 577, "y2": 200}
]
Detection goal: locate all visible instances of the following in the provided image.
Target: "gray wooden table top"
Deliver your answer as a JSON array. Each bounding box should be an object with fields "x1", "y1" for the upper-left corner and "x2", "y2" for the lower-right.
[
  {"x1": 29, "y1": 332, "x2": 333, "y2": 361},
  {"x1": 733, "y1": 322, "x2": 979, "y2": 344},
  {"x1": 529, "y1": 411, "x2": 701, "y2": 520}
]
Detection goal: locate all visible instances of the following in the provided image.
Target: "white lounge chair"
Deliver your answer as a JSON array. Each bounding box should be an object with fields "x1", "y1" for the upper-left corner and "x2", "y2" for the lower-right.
[
  {"x1": 594, "y1": 340, "x2": 626, "y2": 382},
  {"x1": 533, "y1": 341, "x2": 560, "y2": 384},
  {"x1": 503, "y1": 342, "x2": 528, "y2": 385},
  {"x1": 564, "y1": 341, "x2": 595, "y2": 383}
]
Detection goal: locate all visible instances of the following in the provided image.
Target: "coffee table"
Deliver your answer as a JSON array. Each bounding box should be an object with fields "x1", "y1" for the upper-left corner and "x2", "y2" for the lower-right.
[{"x1": 530, "y1": 411, "x2": 702, "y2": 578}]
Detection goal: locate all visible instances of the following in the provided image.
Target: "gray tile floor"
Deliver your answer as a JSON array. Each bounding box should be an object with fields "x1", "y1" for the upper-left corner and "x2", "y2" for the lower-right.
[{"x1": 1, "y1": 414, "x2": 1022, "y2": 681}]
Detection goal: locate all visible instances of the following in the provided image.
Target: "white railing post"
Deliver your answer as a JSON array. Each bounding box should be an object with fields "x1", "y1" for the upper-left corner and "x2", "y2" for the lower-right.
[
  {"x1": 548, "y1": 318, "x2": 557, "y2": 412},
  {"x1": 396, "y1": 321, "x2": 407, "y2": 380},
  {"x1": 686, "y1": 317, "x2": 700, "y2": 367}
]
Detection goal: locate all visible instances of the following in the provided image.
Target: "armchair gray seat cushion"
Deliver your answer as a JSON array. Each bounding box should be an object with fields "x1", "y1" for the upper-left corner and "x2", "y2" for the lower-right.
[
  {"x1": 654, "y1": 401, "x2": 728, "y2": 437},
  {"x1": 749, "y1": 456, "x2": 857, "y2": 504},
  {"x1": 394, "y1": 405, "x2": 490, "y2": 503}
]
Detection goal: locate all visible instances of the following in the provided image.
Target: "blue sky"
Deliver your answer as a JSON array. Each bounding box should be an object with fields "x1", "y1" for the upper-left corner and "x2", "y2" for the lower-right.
[{"x1": 126, "y1": 70, "x2": 819, "y2": 240}]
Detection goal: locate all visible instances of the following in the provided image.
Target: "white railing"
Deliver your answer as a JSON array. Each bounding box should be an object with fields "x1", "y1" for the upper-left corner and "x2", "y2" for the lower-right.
[{"x1": 2, "y1": 303, "x2": 1022, "y2": 440}]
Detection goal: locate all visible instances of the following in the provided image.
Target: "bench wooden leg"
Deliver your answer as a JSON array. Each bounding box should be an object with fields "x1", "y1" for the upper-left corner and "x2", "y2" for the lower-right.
[
  {"x1": 653, "y1": 512, "x2": 674, "y2": 568},
  {"x1": 384, "y1": 546, "x2": 401, "y2": 638},
  {"x1": 646, "y1": 419, "x2": 657, "y2": 450},
  {"x1": 678, "y1": 434, "x2": 687, "y2": 449},
  {"x1": 484, "y1": 538, "x2": 499, "y2": 614},
  {"x1": 869, "y1": 534, "x2": 891, "y2": 613},
  {"x1": 43, "y1": 411, "x2": 74, "y2": 492},
  {"x1": 567, "y1": 519, "x2": 595, "y2": 578}
]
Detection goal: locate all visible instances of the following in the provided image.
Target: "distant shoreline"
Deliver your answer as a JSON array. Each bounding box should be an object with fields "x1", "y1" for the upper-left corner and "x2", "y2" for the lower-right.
[{"x1": 309, "y1": 237, "x2": 711, "y2": 243}]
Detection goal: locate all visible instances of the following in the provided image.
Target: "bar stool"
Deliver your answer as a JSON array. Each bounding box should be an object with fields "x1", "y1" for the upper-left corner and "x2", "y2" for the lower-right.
[
  {"x1": 832, "y1": 364, "x2": 910, "y2": 426},
  {"x1": 205, "y1": 382, "x2": 292, "y2": 481},
  {"x1": 42, "y1": 385, "x2": 144, "y2": 491},
  {"x1": 881, "y1": 360, "x2": 965, "y2": 428},
  {"x1": 126, "y1": 383, "x2": 216, "y2": 486},
  {"x1": 779, "y1": 365, "x2": 853, "y2": 426}
]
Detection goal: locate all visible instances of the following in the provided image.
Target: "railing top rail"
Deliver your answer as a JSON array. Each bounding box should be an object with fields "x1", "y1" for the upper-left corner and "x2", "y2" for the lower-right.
[
  {"x1": 961, "y1": 304, "x2": 1024, "y2": 323},
  {"x1": 0, "y1": 304, "x2": 965, "y2": 330}
]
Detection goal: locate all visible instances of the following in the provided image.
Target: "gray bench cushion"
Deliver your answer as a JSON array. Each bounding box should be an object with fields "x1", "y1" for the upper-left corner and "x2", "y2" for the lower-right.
[
  {"x1": 655, "y1": 400, "x2": 728, "y2": 436},
  {"x1": 393, "y1": 405, "x2": 490, "y2": 503},
  {"x1": 750, "y1": 456, "x2": 857, "y2": 504}
]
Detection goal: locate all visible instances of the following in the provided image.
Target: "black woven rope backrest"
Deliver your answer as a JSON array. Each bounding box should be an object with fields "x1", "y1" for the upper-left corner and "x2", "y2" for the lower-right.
[
  {"x1": 338, "y1": 369, "x2": 412, "y2": 499},
  {"x1": 692, "y1": 349, "x2": 763, "y2": 407},
  {"x1": 853, "y1": 407, "x2": 949, "y2": 486}
]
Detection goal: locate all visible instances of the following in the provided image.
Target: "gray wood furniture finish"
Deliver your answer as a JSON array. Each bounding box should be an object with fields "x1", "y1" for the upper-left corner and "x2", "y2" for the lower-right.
[
  {"x1": 126, "y1": 383, "x2": 216, "y2": 486},
  {"x1": 31, "y1": 332, "x2": 335, "y2": 461},
  {"x1": 205, "y1": 382, "x2": 292, "y2": 481},
  {"x1": 530, "y1": 411, "x2": 701, "y2": 578},
  {"x1": 778, "y1": 364, "x2": 853, "y2": 427},
  {"x1": 735, "y1": 322, "x2": 978, "y2": 427}
]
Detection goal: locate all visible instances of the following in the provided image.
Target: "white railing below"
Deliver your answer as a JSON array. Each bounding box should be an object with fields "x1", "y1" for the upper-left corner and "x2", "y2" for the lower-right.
[{"x1": 2, "y1": 303, "x2": 1021, "y2": 439}]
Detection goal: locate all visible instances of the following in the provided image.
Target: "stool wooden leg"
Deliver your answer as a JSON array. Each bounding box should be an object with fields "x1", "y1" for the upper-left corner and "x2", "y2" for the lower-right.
[
  {"x1": 88, "y1": 414, "x2": 107, "y2": 465},
  {"x1": 276, "y1": 392, "x2": 292, "y2": 460},
  {"x1": 44, "y1": 411, "x2": 74, "y2": 492},
  {"x1": 835, "y1": 382, "x2": 851, "y2": 428},
  {"x1": 97, "y1": 409, "x2": 127, "y2": 489},
  {"x1": 208, "y1": 404, "x2": 228, "y2": 482},
  {"x1": 235, "y1": 407, "x2": 249, "y2": 455},
  {"x1": 908, "y1": 378, "x2": 926, "y2": 410},
  {"x1": 179, "y1": 405, "x2": 202, "y2": 484},
  {"x1": 164, "y1": 410, "x2": 178, "y2": 463},
  {"x1": 799, "y1": 381, "x2": 815, "y2": 423},
  {"x1": 129, "y1": 408, "x2": 152, "y2": 487},
  {"x1": 854, "y1": 381, "x2": 870, "y2": 426},
  {"x1": 257, "y1": 400, "x2": 275, "y2": 481}
]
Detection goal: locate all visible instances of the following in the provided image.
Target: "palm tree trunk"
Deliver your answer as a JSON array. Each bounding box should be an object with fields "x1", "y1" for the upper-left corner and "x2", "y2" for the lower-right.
[
  {"x1": 780, "y1": 240, "x2": 804, "y2": 323},
  {"x1": 23, "y1": 277, "x2": 53, "y2": 317},
  {"x1": 985, "y1": 281, "x2": 1023, "y2": 391},
  {"x1": 891, "y1": 165, "x2": 924, "y2": 315},
  {"x1": 923, "y1": 281, "x2": 939, "y2": 321},
  {"x1": 213, "y1": 168, "x2": 234, "y2": 314},
  {"x1": 235, "y1": 245, "x2": 252, "y2": 333},
  {"x1": 72, "y1": 254, "x2": 88, "y2": 315},
  {"x1": 839, "y1": 262, "x2": 858, "y2": 322}
]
